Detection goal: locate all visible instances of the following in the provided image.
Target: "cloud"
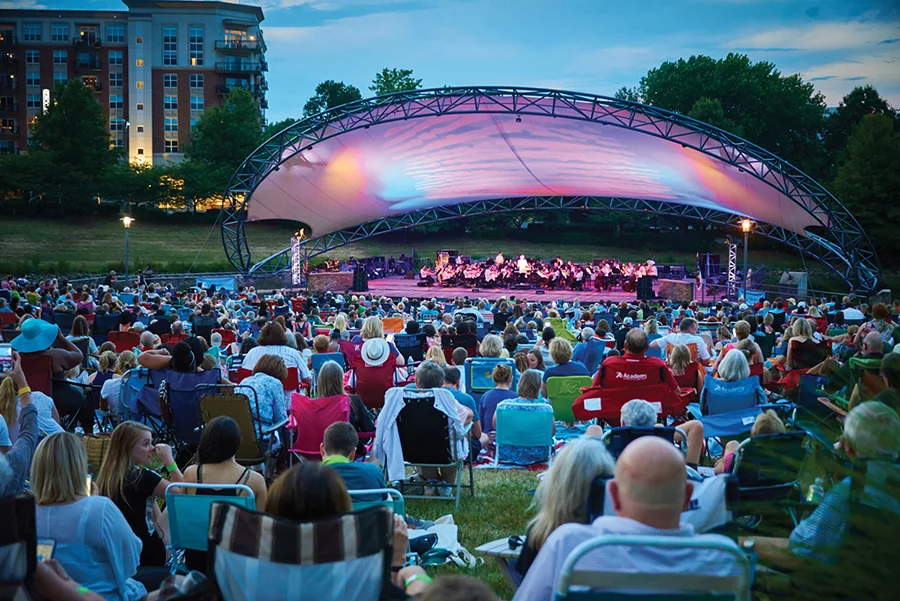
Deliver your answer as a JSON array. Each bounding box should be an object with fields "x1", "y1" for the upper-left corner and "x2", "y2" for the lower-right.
[
  {"x1": 728, "y1": 19, "x2": 900, "y2": 51},
  {"x1": 810, "y1": 75, "x2": 836, "y2": 81},
  {"x1": 844, "y1": 76, "x2": 866, "y2": 80},
  {"x1": 804, "y1": 55, "x2": 900, "y2": 104},
  {"x1": 0, "y1": 0, "x2": 46, "y2": 6}
]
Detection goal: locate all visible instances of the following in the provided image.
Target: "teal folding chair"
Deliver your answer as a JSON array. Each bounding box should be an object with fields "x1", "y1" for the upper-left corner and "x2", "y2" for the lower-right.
[
  {"x1": 348, "y1": 488, "x2": 405, "y2": 516},
  {"x1": 555, "y1": 535, "x2": 751, "y2": 601},
  {"x1": 495, "y1": 402, "x2": 555, "y2": 466},
  {"x1": 165, "y1": 482, "x2": 255, "y2": 574}
]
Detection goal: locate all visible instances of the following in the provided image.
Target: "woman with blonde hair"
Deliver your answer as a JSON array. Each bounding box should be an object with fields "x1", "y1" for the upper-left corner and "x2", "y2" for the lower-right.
[
  {"x1": 713, "y1": 320, "x2": 763, "y2": 372},
  {"x1": 96, "y1": 421, "x2": 183, "y2": 568},
  {"x1": 541, "y1": 337, "x2": 588, "y2": 396},
  {"x1": 33, "y1": 432, "x2": 146, "y2": 601},
  {"x1": 424, "y1": 345, "x2": 446, "y2": 366},
  {"x1": 354, "y1": 315, "x2": 406, "y2": 365},
  {"x1": 479, "y1": 334, "x2": 505, "y2": 358},
  {"x1": 770, "y1": 317, "x2": 817, "y2": 372},
  {"x1": 514, "y1": 436, "x2": 615, "y2": 579},
  {"x1": 668, "y1": 343, "x2": 703, "y2": 394},
  {"x1": 715, "y1": 410, "x2": 785, "y2": 474},
  {"x1": 97, "y1": 351, "x2": 138, "y2": 418}
]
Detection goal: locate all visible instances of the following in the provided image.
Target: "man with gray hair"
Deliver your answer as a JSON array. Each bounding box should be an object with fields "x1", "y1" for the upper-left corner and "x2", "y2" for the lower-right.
[
  {"x1": 747, "y1": 401, "x2": 900, "y2": 571},
  {"x1": 612, "y1": 399, "x2": 705, "y2": 468},
  {"x1": 139, "y1": 331, "x2": 157, "y2": 352},
  {"x1": 573, "y1": 326, "x2": 606, "y2": 375}
]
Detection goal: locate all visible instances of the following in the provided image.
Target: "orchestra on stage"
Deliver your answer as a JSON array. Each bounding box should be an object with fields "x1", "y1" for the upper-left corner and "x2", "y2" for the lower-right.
[{"x1": 418, "y1": 251, "x2": 658, "y2": 292}]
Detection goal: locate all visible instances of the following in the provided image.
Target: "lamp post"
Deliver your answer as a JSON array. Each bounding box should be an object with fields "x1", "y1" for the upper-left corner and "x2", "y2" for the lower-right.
[
  {"x1": 741, "y1": 219, "x2": 751, "y2": 300},
  {"x1": 122, "y1": 216, "x2": 134, "y2": 282}
]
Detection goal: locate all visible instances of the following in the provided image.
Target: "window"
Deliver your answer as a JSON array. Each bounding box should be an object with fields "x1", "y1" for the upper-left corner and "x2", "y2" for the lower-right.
[
  {"x1": 136, "y1": 36, "x2": 142, "y2": 44},
  {"x1": 106, "y1": 24, "x2": 124, "y2": 43},
  {"x1": 190, "y1": 74, "x2": 203, "y2": 89},
  {"x1": 189, "y1": 25, "x2": 203, "y2": 66},
  {"x1": 109, "y1": 51, "x2": 122, "y2": 66},
  {"x1": 137, "y1": 148, "x2": 144, "y2": 155},
  {"x1": 53, "y1": 50, "x2": 67, "y2": 65},
  {"x1": 190, "y1": 118, "x2": 197, "y2": 129},
  {"x1": 136, "y1": 125, "x2": 144, "y2": 133},
  {"x1": 163, "y1": 25, "x2": 177, "y2": 66},
  {"x1": 109, "y1": 117, "x2": 125, "y2": 131},
  {"x1": 136, "y1": 81, "x2": 143, "y2": 89},
  {"x1": 164, "y1": 117, "x2": 177, "y2": 133},
  {"x1": 0, "y1": 140, "x2": 16, "y2": 155},
  {"x1": 135, "y1": 59, "x2": 143, "y2": 67},
  {"x1": 26, "y1": 94, "x2": 40, "y2": 109},
  {"x1": 0, "y1": 119, "x2": 14, "y2": 134},
  {"x1": 190, "y1": 96, "x2": 203, "y2": 111},
  {"x1": 165, "y1": 139, "x2": 179, "y2": 153},
  {"x1": 23, "y1": 24, "x2": 41, "y2": 42},
  {"x1": 53, "y1": 72, "x2": 67, "y2": 85},
  {"x1": 25, "y1": 50, "x2": 39, "y2": 65},
  {"x1": 109, "y1": 95, "x2": 123, "y2": 109},
  {"x1": 109, "y1": 72, "x2": 122, "y2": 87},
  {"x1": 51, "y1": 24, "x2": 68, "y2": 42},
  {"x1": 164, "y1": 95, "x2": 177, "y2": 110},
  {"x1": 163, "y1": 73, "x2": 177, "y2": 88},
  {"x1": 112, "y1": 138, "x2": 124, "y2": 148},
  {"x1": 136, "y1": 103, "x2": 144, "y2": 111},
  {"x1": 26, "y1": 72, "x2": 39, "y2": 87}
]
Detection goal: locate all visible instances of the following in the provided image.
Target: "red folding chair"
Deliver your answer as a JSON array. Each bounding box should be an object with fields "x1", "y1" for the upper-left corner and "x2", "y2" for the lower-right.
[
  {"x1": 348, "y1": 354, "x2": 397, "y2": 410},
  {"x1": 213, "y1": 328, "x2": 237, "y2": 346},
  {"x1": 108, "y1": 330, "x2": 141, "y2": 353},
  {"x1": 160, "y1": 333, "x2": 189, "y2": 346},
  {"x1": 19, "y1": 353, "x2": 53, "y2": 396},
  {"x1": 288, "y1": 392, "x2": 350, "y2": 463},
  {"x1": 0, "y1": 312, "x2": 17, "y2": 328}
]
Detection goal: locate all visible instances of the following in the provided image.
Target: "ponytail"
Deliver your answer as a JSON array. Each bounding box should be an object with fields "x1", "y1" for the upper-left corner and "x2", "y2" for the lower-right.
[{"x1": 0, "y1": 377, "x2": 17, "y2": 427}]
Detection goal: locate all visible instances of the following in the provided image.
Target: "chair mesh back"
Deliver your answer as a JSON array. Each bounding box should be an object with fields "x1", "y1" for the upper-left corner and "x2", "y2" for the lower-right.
[
  {"x1": 200, "y1": 392, "x2": 263, "y2": 464},
  {"x1": 604, "y1": 427, "x2": 677, "y2": 459},
  {"x1": 701, "y1": 376, "x2": 760, "y2": 415},
  {"x1": 733, "y1": 432, "x2": 806, "y2": 490},
  {"x1": 166, "y1": 370, "x2": 220, "y2": 445},
  {"x1": 396, "y1": 396, "x2": 453, "y2": 464},
  {"x1": 792, "y1": 342, "x2": 829, "y2": 369}
]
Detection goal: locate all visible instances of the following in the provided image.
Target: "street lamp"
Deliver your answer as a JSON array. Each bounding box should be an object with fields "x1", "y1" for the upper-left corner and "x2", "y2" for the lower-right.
[
  {"x1": 741, "y1": 219, "x2": 751, "y2": 300},
  {"x1": 122, "y1": 216, "x2": 134, "y2": 282}
]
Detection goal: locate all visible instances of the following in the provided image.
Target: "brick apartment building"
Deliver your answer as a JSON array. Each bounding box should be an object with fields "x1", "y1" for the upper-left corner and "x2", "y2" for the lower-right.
[{"x1": 0, "y1": 0, "x2": 267, "y2": 165}]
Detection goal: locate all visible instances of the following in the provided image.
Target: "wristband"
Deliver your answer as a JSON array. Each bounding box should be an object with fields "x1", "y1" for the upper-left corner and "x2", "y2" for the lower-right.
[
  {"x1": 17, "y1": 386, "x2": 32, "y2": 397},
  {"x1": 404, "y1": 573, "x2": 432, "y2": 588},
  {"x1": 165, "y1": 463, "x2": 178, "y2": 473},
  {"x1": 77, "y1": 586, "x2": 92, "y2": 594}
]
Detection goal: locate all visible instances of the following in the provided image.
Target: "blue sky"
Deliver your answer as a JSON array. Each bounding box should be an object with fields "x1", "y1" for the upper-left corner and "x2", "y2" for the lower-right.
[{"x1": 10, "y1": 0, "x2": 900, "y2": 122}]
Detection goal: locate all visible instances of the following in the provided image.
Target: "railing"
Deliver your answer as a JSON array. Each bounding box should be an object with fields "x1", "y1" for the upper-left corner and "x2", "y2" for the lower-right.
[
  {"x1": 75, "y1": 59, "x2": 102, "y2": 70},
  {"x1": 216, "y1": 83, "x2": 250, "y2": 94},
  {"x1": 85, "y1": 81, "x2": 102, "y2": 92},
  {"x1": 0, "y1": 36, "x2": 17, "y2": 48},
  {"x1": 259, "y1": 58, "x2": 268, "y2": 71},
  {"x1": 215, "y1": 61, "x2": 261, "y2": 73},
  {"x1": 215, "y1": 40, "x2": 259, "y2": 51},
  {"x1": 260, "y1": 98, "x2": 268, "y2": 109},
  {"x1": 73, "y1": 36, "x2": 102, "y2": 49},
  {"x1": 0, "y1": 125, "x2": 18, "y2": 136}
]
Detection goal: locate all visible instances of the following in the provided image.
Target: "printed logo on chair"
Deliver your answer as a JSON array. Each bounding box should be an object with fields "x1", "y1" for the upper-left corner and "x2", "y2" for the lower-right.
[
  {"x1": 741, "y1": 415, "x2": 756, "y2": 425},
  {"x1": 584, "y1": 398, "x2": 602, "y2": 411}
]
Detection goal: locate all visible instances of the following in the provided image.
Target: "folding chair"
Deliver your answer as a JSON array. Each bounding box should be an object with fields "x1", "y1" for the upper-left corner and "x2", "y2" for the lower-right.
[
  {"x1": 601, "y1": 426, "x2": 686, "y2": 460},
  {"x1": 287, "y1": 392, "x2": 350, "y2": 463},
  {"x1": 72, "y1": 338, "x2": 92, "y2": 370},
  {"x1": 160, "y1": 369, "x2": 221, "y2": 452},
  {"x1": 494, "y1": 401, "x2": 555, "y2": 466},
  {"x1": 547, "y1": 375, "x2": 593, "y2": 422},
  {"x1": 440, "y1": 334, "x2": 477, "y2": 364},
  {"x1": 348, "y1": 488, "x2": 405, "y2": 516},
  {"x1": 165, "y1": 482, "x2": 255, "y2": 574},
  {"x1": 206, "y1": 502, "x2": 394, "y2": 601},
  {"x1": 192, "y1": 315, "x2": 217, "y2": 343},
  {"x1": 395, "y1": 391, "x2": 474, "y2": 508},
  {"x1": 349, "y1": 354, "x2": 397, "y2": 410},
  {"x1": 790, "y1": 374, "x2": 840, "y2": 448},
  {"x1": 310, "y1": 352, "x2": 345, "y2": 392},
  {"x1": 54, "y1": 312, "x2": 76, "y2": 335},
  {"x1": 463, "y1": 357, "x2": 518, "y2": 400},
  {"x1": 555, "y1": 535, "x2": 751, "y2": 601},
  {"x1": 688, "y1": 375, "x2": 765, "y2": 440},
  {"x1": 546, "y1": 318, "x2": 577, "y2": 343},
  {"x1": 160, "y1": 333, "x2": 188, "y2": 346},
  {"x1": 108, "y1": 330, "x2": 140, "y2": 353},
  {"x1": 393, "y1": 333, "x2": 426, "y2": 363},
  {"x1": 382, "y1": 317, "x2": 404, "y2": 334},
  {"x1": 729, "y1": 431, "x2": 808, "y2": 525},
  {"x1": 199, "y1": 386, "x2": 287, "y2": 478}
]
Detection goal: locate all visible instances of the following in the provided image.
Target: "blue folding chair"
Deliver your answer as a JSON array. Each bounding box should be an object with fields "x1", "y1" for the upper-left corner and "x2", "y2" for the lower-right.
[
  {"x1": 54, "y1": 313, "x2": 76, "y2": 335},
  {"x1": 393, "y1": 333, "x2": 426, "y2": 363},
  {"x1": 555, "y1": 535, "x2": 751, "y2": 600},
  {"x1": 688, "y1": 375, "x2": 765, "y2": 439},
  {"x1": 463, "y1": 357, "x2": 518, "y2": 401},
  {"x1": 165, "y1": 482, "x2": 255, "y2": 574},
  {"x1": 310, "y1": 352, "x2": 345, "y2": 392},
  {"x1": 160, "y1": 369, "x2": 221, "y2": 450}
]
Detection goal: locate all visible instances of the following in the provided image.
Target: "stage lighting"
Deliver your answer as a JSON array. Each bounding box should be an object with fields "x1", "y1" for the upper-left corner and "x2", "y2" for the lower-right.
[{"x1": 515, "y1": 116, "x2": 522, "y2": 123}]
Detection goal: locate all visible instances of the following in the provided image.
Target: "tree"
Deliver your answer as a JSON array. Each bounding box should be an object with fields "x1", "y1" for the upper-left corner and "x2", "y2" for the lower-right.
[
  {"x1": 302, "y1": 80, "x2": 362, "y2": 117},
  {"x1": 614, "y1": 86, "x2": 641, "y2": 102},
  {"x1": 636, "y1": 53, "x2": 826, "y2": 174},
  {"x1": 832, "y1": 114, "x2": 900, "y2": 260},
  {"x1": 369, "y1": 68, "x2": 422, "y2": 96},
  {"x1": 262, "y1": 117, "x2": 297, "y2": 141},
  {"x1": 98, "y1": 162, "x2": 173, "y2": 209},
  {"x1": 185, "y1": 87, "x2": 262, "y2": 171},
  {"x1": 822, "y1": 85, "x2": 897, "y2": 177},
  {"x1": 687, "y1": 97, "x2": 744, "y2": 137},
  {"x1": 26, "y1": 79, "x2": 118, "y2": 207}
]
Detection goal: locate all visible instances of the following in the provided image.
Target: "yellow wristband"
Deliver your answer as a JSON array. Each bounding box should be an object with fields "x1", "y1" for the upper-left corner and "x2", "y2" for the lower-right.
[{"x1": 17, "y1": 386, "x2": 32, "y2": 397}]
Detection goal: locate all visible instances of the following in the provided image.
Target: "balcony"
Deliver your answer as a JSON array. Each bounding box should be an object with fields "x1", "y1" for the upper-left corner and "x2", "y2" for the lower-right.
[
  {"x1": 259, "y1": 98, "x2": 268, "y2": 110},
  {"x1": 216, "y1": 82, "x2": 250, "y2": 95},
  {"x1": 0, "y1": 54, "x2": 17, "y2": 70},
  {"x1": 74, "y1": 35, "x2": 102, "y2": 49},
  {"x1": 215, "y1": 61, "x2": 262, "y2": 74},
  {"x1": 215, "y1": 39, "x2": 259, "y2": 52},
  {"x1": 83, "y1": 81, "x2": 102, "y2": 92},
  {"x1": 0, "y1": 35, "x2": 17, "y2": 48},
  {"x1": 259, "y1": 58, "x2": 268, "y2": 72},
  {"x1": 0, "y1": 78, "x2": 17, "y2": 92},
  {"x1": 75, "y1": 58, "x2": 102, "y2": 71}
]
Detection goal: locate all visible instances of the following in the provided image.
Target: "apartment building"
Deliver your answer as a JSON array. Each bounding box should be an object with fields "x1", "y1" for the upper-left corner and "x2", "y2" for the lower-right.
[{"x1": 0, "y1": 0, "x2": 267, "y2": 165}]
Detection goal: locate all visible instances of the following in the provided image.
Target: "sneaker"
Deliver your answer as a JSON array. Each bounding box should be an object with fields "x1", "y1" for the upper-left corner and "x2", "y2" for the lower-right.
[{"x1": 406, "y1": 516, "x2": 435, "y2": 530}]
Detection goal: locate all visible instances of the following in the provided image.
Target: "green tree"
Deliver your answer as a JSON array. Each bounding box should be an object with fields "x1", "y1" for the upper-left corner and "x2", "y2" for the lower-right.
[
  {"x1": 99, "y1": 162, "x2": 173, "y2": 209},
  {"x1": 302, "y1": 80, "x2": 362, "y2": 117},
  {"x1": 637, "y1": 53, "x2": 826, "y2": 173},
  {"x1": 823, "y1": 85, "x2": 897, "y2": 176},
  {"x1": 832, "y1": 113, "x2": 900, "y2": 260},
  {"x1": 369, "y1": 68, "x2": 422, "y2": 96},
  {"x1": 185, "y1": 87, "x2": 262, "y2": 171},
  {"x1": 176, "y1": 159, "x2": 234, "y2": 212},
  {"x1": 26, "y1": 79, "x2": 117, "y2": 207},
  {"x1": 687, "y1": 97, "x2": 744, "y2": 137},
  {"x1": 262, "y1": 117, "x2": 297, "y2": 140},
  {"x1": 614, "y1": 86, "x2": 641, "y2": 102}
]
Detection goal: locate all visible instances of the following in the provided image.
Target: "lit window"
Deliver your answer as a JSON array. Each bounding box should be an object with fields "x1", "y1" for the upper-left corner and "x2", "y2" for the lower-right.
[
  {"x1": 190, "y1": 74, "x2": 204, "y2": 89},
  {"x1": 136, "y1": 81, "x2": 143, "y2": 89},
  {"x1": 23, "y1": 24, "x2": 42, "y2": 42},
  {"x1": 53, "y1": 50, "x2": 67, "y2": 65},
  {"x1": 25, "y1": 50, "x2": 39, "y2": 64},
  {"x1": 51, "y1": 24, "x2": 69, "y2": 42},
  {"x1": 164, "y1": 95, "x2": 177, "y2": 110},
  {"x1": 163, "y1": 73, "x2": 177, "y2": 88},
  {"x1": 109, "y1": 51, "x2": 123, "y2": 66},
  {"x1": 164, "y1": 139, "x2": 179, "y2": 153},
  {"x1": 135, "y1": 59, "x2": 144, "y2": 67},
  {"x1": 189, "y1": 25, "x2": 203, "y2": 66},
  {"x1": 106, "y1": 24, "x2": 125, "y2": 43},
  {"x1": 163, "y1": 25, "x2": 177, "y2": 66}
]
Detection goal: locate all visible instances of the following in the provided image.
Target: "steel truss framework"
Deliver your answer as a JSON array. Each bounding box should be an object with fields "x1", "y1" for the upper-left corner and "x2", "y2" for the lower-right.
[{"x1": 221, "y1": 87, "x2": 881, "y2": 291}]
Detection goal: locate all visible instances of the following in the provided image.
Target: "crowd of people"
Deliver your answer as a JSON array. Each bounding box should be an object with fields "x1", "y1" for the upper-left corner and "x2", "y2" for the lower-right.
[{"x1": 1, "y1": 270, "x2": 899, "y2": 600}]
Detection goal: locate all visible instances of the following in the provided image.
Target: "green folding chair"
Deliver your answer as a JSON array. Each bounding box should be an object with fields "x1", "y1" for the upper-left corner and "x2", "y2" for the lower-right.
[
  {"x1": 547, "y1": 375, "x2": 593, "y2": 422},
  {"x1": 546, "y1": 318, "x2": 578, "y2": 343}
]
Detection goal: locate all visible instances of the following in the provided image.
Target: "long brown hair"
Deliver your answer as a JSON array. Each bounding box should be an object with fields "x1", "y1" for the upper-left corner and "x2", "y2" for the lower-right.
[
  {"x1": 96, "y1": 421, "x2": 152, "y2": 505},
  {"x1": 0, "y1": 376, "x2": 17, "y2": 428},
  {"x1": 266, "y1": 462, "x2": 351, "y2": 521}
]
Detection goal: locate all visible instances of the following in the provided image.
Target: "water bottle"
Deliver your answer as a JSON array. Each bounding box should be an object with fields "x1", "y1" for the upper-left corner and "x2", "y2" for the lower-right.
[{"x1": 806, "y1": 477, "x2": 825, "y2": 504}]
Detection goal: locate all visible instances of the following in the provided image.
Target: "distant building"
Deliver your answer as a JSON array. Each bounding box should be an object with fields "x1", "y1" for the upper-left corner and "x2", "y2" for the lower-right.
[{"x1": 0, "y1": 0, "x2": 267, "y2": 165}]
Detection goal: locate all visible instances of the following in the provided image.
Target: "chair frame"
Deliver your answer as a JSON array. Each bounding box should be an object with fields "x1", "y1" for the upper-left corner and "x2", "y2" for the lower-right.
[
  {"x1": 494, "y1": 400, "x2": 556, "y2": 467},
  {"x1": 348, "y1": 488, "x2": 405, "y2": 516}
]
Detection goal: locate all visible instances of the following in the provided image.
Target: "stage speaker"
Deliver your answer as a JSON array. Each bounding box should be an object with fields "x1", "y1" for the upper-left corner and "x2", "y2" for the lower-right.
[
  {"x1": 405, "y1": 271, "x2": 415, "y2": 280},
  {"x1": 472, "y1": 288, "x2": 481, "y2": 293},
  {"x1": 535, "y1": 290, "x2": 545, "y2": 295},
  {"x1": 636, "y1": 277, "x2": 654, "y2": 300},
  {"x1": 353, "y1": 267, "x2": 368, "y2": 292}
]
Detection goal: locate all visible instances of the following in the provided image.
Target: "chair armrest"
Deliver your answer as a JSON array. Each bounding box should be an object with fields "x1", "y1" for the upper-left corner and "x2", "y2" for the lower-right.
[{"x1": 262, "y1": 417, "x2": 290, "y2": 436}]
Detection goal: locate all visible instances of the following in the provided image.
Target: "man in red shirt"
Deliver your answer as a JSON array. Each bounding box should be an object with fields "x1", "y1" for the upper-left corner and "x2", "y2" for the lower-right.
[{"x1": 594, "y1": 328, "x2": 679, "y2": 392}]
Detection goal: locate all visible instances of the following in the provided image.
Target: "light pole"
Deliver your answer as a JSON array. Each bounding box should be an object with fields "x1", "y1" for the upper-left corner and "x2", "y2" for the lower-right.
[
  {"x1": 122, "y1": 216, "x2": 134, "y2": 283},
  {"x1": 741, "y1": 219, "x2": 751, "y2": 300}
]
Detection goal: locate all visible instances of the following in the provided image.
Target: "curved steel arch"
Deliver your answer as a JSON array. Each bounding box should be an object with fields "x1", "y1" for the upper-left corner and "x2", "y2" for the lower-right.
[{"x1": 221, "y1": 86, "x2": 881, "y2": 291}]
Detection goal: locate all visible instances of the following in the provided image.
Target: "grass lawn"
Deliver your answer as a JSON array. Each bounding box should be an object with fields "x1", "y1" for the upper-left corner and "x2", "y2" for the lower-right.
[
  {"x1": 404, "y1": 469, "x2": 537, "y2": 600},
  {"x1": 0, "y1": 216, "x2": 879, "y2": 293}
]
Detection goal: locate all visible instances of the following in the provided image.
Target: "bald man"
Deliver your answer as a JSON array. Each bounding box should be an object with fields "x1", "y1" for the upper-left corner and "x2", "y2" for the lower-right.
[{"x1": 513, "y1": 437, "x2": 742, "y2": 601}]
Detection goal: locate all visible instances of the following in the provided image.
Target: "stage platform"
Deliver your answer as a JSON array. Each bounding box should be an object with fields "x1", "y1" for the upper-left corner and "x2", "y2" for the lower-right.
[{"x1": 356, "y1": 276, "x2": 640, "y2": 303}]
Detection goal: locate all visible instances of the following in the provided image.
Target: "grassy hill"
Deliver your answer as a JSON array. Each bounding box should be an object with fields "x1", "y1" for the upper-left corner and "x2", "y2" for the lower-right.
[{"x1": 0, "y1": 216, "x2": 889, "y2": 293}]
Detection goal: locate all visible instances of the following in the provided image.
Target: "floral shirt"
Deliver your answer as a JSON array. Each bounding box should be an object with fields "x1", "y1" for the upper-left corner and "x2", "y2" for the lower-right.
[{"x1": 236, "y1": 372, "x2": 287, "y2": 426}]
